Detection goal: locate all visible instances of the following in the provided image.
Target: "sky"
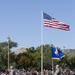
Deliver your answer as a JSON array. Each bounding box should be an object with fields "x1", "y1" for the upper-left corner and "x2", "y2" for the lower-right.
[{"x1": 0, "y1": 0, "x2": 75, "y2": 50}]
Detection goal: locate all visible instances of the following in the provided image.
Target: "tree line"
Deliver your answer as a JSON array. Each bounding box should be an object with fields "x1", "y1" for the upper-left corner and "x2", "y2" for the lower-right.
[{"x1": 0, "y1": 41, "x2": 75, "y2": 70}]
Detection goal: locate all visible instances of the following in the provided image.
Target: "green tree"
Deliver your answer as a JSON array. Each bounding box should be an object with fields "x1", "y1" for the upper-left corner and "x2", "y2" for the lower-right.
[
  {"x1": 43, "y1": 44, "x2": 52, "y2": 70},
  {"x1": 0, "y1": 41, "x2": 18, "y2": 68},
  {"x1": 16, "y1": 52, "x2": 34, "y2": 69}
]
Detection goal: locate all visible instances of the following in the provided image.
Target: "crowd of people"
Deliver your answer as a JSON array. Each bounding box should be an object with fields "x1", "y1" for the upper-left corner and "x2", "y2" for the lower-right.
[
  {"x1": 0, "y1": 65, "x2": 75, "y2": 75},
  {"x1": 0, "y1": 66, "x2": 40, "y2": 75},
  {"x1": 43, "y1": 65, "x2": 75, "y2": 75}
]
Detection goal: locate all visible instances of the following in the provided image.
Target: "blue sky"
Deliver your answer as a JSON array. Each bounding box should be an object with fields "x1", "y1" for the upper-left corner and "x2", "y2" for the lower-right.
[{"x1": 0, "y1": 0, "x2": 75, "y2": 50}]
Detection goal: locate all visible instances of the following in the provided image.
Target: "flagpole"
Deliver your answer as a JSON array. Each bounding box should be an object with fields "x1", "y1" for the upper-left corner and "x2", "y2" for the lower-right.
[
  {"x1": 52, "y1": 59, "x2": 54, "y2": 72},
  {"x1": 41, "y1": 11, "x2": 43, "y2": 75},
  {"x1": 51, "y1": 43, "x2": 54, "y2": 73}
]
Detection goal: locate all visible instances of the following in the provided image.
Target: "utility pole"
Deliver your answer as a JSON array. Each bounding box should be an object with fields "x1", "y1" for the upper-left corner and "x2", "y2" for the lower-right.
[{"x1": 7, "y1": 36, "x2": 11, "y2": 70}]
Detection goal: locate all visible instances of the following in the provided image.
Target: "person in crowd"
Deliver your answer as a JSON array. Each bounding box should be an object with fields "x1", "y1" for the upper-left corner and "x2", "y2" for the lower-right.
[
  {"x1": 9, "y1": 66, "x2": 16, "y2": 75},
  {"x1": 54, "y1": 65, "x2": 60, "y2": 75},
  {"x1": 73, "y1": 69, "x2": 75, "y2": 75}
]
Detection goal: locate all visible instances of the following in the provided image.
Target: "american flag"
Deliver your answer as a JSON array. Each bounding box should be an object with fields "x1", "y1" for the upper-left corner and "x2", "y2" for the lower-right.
[{"x1": 43, "y1": 12, "x2": 70, "y2": 31}]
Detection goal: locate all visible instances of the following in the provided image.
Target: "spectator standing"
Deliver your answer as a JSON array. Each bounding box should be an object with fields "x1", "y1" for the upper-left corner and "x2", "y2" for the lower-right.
[
  {"x1": 9, "y1": 66, "x2": 15, "y2": 75},
  {"x1": 54, "y1": 65, "x2": 60, "y2": 75}
]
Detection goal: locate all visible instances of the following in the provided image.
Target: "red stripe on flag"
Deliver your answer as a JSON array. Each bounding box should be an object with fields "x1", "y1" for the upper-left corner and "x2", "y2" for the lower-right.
[{"x1": 44, "y1": 19, "x2": 70, "y2": 31}]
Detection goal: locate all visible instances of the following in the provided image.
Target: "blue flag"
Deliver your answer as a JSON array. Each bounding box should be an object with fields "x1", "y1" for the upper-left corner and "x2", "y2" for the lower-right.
[{"x1": 51, "y1": 47, "x2": 65, "y2": 59}]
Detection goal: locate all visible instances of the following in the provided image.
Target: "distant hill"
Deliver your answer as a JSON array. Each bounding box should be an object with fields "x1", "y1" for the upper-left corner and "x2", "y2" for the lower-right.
[
  {"x1": 12, "y1": 48, "x2": 75, "y2": 55},
  {"x1": 62, "y1": 49, "x2": 75, "y2": 56},
  {"x1": 12, "y1": 47, "x2": 27, "y2": 54}
]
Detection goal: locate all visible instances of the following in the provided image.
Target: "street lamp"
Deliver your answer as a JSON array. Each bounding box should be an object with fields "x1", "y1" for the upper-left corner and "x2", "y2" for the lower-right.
[{"x1": 7, "y1": 36, "x2": 11, "y2": 70}]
